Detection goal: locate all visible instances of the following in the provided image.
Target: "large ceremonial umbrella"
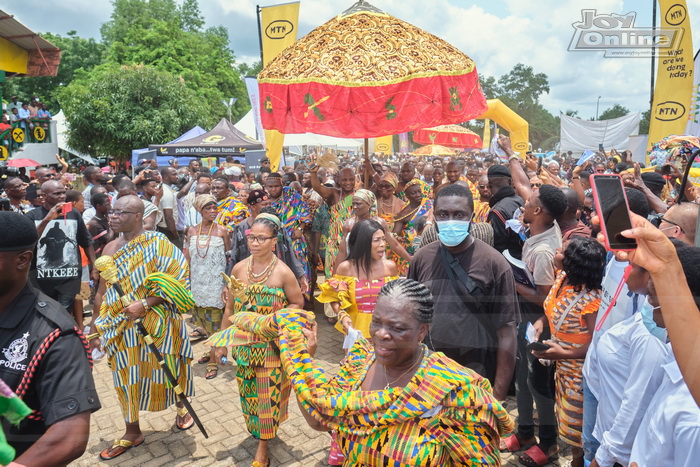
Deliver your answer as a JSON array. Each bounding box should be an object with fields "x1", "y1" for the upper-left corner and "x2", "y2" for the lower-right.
[
  {"x1": 411, "y1": 144, "x2": 458, "y2": 157},
  {"x1": 413, "y1": 124, "x2": 483, "y2": 149},
  {"x1": 258, "y1": 0, "x2": 487, "y2": 141}
]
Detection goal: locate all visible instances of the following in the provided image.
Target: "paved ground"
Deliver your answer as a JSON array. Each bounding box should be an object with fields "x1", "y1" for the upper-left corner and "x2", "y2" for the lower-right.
[{"x1": 73, "y1": 303, "x2": 572, "y2": 466}]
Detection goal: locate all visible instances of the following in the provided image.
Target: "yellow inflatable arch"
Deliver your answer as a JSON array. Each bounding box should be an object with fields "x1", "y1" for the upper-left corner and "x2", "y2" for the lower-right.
[{"x1": 476, "y1": 99, "x2": 529, "y2": 155}]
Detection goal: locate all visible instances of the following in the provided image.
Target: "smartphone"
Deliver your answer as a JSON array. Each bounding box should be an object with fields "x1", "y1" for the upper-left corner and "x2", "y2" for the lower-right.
[
  {"x1": 526, "y1": 341, "x2": 551, "y2": 352},
  {"x1": 591, "y1": 174, "x2": 637, "y2": 251},
  {"x1": 598, "y1": 143, "x2": 604, "y2": 151}
]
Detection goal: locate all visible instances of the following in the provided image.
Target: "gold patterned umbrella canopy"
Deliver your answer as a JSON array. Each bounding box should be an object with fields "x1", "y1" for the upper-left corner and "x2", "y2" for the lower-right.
[
  {"x1": 258, "y1": 0, "x2": 487, "y2": 139},
  {"x1": 411, "y1": 144, "x2": 458, "y2": 157},
  {"x1": 413, "y1": 124, "x2": 483, "y2": 148}
]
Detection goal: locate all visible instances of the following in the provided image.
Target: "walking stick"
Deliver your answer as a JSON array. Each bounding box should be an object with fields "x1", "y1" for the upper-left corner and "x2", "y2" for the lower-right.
[{"x1": 94, "y1": 256, "x2": 209, "y2": 438}]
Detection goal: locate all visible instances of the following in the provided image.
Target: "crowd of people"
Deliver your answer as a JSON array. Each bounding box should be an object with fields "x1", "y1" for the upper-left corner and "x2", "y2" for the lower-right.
[
  {"x1": 1, "y1": 134, "x2": 700, "y2": 467},
  {"x1": 1, "y1": 95, "x2": 53, "y2": 151}
]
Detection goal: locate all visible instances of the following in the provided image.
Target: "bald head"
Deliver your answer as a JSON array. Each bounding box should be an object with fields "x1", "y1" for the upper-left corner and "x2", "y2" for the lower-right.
[
  {"x1": 116, "y1": 195, "x2": 145, "y2": 216},
  {"x1": 34, "y1": 167, "x2": 55, "y2": 184},
  {"x1": 664, "y1": 203, "x2": 700, "y2": 245}
]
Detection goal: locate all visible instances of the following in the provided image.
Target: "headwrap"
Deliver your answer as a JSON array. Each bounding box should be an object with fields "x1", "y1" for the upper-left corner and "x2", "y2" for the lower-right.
[
  {"x1": 380, "y1": 171, "x2": 399, "y2": 188},
  {"x1": 255, "y1": 212, "x2": 282, "y2": 229},
  {"x1": 193, "y1": 194, "x2": 217, "y2": 213},
  {"x1": 404, "y1": 178, "x2": 423, "y2": 191},
  {"x1": 353, "y1": 188, "x2": 377, "y2": 217},
  {"x1": 247, "y1": 189, "x2": 269, "y2": 206}
]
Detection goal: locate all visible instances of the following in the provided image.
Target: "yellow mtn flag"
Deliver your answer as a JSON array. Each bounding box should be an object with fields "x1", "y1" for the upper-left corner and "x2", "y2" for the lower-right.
[
  {"x1": 374, "y1": 135, "x2": 394, "y2": 155},
  {"x1": 260, "y1": 2, "x2": 300, "y2": 171},
  {"x1": 647, "y1": 1, "x2": 694, "y2": 158},
  {"x1": 482, "y1": 118, "x2": 491, "y2": 150}
]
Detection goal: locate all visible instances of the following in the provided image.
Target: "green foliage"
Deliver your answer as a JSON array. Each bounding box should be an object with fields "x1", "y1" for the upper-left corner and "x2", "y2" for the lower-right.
[
  {"x1": 2, "y1": 31, "x2": 106, "y2": 112},
  {"x1": 59, "y1": 63, "x2": 204, "y2": 159},
  {"x1": 640, "y1": 109, "x2": 650, "y2": 134},
  {"x1": 238, "y1": 61, "x2": 263, "y2": 78},
  {"x1": 102, "y1": 0, "x2": 249, "y2": 123},
  {"x1": 597, "y1": 103, "x2": 630, "y2": 121}
]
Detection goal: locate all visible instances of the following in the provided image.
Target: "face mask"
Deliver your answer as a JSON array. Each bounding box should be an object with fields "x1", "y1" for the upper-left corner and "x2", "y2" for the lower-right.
[
  {"x1": 436, "y1": 220, "x2": 471, "y2": 247},
  {"x1": 640, "y1": 298, "x2": 668, "y2": 342}
]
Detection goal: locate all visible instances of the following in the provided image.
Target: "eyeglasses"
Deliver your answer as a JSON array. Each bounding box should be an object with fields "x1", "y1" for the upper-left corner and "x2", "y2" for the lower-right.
[
  {"x1": 658, "y1": 216, "x2": 685, "y2": 234},
  {"x1": 531, "y1": 183, "x2": 543, "y2": 188},
  {"x1": 109, "y1": 210, "x2": 137, "y2": 217},
  {"x1": 246, "y1": 234, "x2": 275, "y2": 244}
]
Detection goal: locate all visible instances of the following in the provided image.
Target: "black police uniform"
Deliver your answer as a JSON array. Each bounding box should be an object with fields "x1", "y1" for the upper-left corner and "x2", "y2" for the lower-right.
[{"x1": 0, "y1": 284, "x2": 101, "y2": 457}]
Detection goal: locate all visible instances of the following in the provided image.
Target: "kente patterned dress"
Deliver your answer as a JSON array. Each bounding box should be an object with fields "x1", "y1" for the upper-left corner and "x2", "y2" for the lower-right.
[
  {"x1": 95, "y1": 231, "x2": 195, "y2": 423},
  {"x1": 207, "y1": 285, "x2": 290, "y2": 440},
  {"x1": 188, "y1": 235, "x2": 226, "y2": 335},
  {"x1": 543, "y1": 270, "x2": 601, "y2": 447},
  {"x1": 218, "y1": 309, "x2": 513, "y2": 466},
  {"x1": 473, "y1": 199, "x2": 491, "y2": 223},
  {"x1": 325, "y1": 194, "x2": 354, "y2": 277},
  {"x1": 215, "y1": 195, "x2": 249, "y2": 230},
  {"x1": 395, "y1": 199, "x2": 433, "y2": 275},
  {"x1": 317, "y1": 275, "x2": 398, "y2": 338},
  {"x1": 270, "y1": 187, "x2": 312, "y2": 284}
]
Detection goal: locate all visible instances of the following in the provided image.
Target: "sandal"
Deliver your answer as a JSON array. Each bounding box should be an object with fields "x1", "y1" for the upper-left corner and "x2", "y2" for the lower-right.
[
  {"x1": 500, "y1": 433, "x2": 536, "y2": 452},
  {"x1": 252, "y1": 460, "x2": 270, "y2": 467},
  {"x1": 197, "y1": 352, "x2": 211, "y2": 364},
  {"x1": 176, "y1": 406, "x2": 194, "y2": 431},
  {"x1": 99, "y1": 438, "x2": 144, "y2": 460},
  {"x1": 518, "y1": 444, "x2": 559, "y2": 467},
  {"x1": 205, "y1": 362, "x2": 218, "y2": 379},
  {"x1": 189, "y1": 328, "x2": 207, "y2": 342}
]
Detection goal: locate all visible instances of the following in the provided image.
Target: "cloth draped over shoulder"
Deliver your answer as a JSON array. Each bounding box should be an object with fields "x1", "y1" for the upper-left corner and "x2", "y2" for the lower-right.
[
  {"x1": 94, "y1": 231, "x2": 195, "y2": 422},
  {"x1": 209, "y1": 308, "x2": 513, "y2": 465}
]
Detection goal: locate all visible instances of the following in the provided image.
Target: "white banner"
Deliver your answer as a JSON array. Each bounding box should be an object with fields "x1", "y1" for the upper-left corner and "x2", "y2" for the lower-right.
[
  {"x1": 685, "y1": 49, "x2": 700, "y2": 137},
  {"x1": 244, "y1": 77, "x2": 266, "y2": 147},
  {"x1": 560, "y1": 112, "x2": 641, "y2": 154}
]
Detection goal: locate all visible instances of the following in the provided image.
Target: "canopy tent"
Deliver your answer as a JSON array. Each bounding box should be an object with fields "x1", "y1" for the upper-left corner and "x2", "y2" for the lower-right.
[
  {"x1": 236, "y1": 110, "x2": 363, "y2": 153},
  {"x1": 560, "y1": 113, "x2": 641, "y2": 154},
  {"x1": 148, "y1": 118, "x2": 263, "y2": 159},
  {"x1": 54, "y1": 110, "x2": 96, "y2": 165},
  {"x1": 0, "y1": 9, "x2": 61, "y2": 77},
  {"x1": 132, "y1": 125, "x2": 207, "y2": 167}
]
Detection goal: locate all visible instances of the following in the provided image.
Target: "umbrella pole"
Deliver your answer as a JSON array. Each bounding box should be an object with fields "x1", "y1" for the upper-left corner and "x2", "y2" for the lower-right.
[{"x1": 364, "y1": 138, "x2": 370, "y2": 188}]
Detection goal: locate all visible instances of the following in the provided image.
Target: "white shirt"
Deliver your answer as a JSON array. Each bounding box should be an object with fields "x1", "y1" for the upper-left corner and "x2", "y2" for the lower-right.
[
  {"x1": 583, "y1": 258, "x2": 644, "y2": 390},
  {"x1": 157, "y1": 184, "x2": 178, "y2": 229},
  {"x1": 83, "y1": 207, "x2": 96, "y2": 224},
  {"x1": 590, "y1": 313, "x2": 669, "y2": 467},
  {"x1": 629, "y1": 352, "x2": 700, "y2": 467}
]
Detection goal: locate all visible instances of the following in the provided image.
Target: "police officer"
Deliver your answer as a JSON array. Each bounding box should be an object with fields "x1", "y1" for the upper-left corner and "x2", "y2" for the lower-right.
[{"x1": 0, "y1": 212, "x2": 100, "y2": 465}]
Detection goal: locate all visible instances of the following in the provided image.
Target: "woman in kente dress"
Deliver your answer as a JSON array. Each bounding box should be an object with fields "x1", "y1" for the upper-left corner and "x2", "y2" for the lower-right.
[
  {"x1": 218, "y1": 279, "x2": 513, "y2": 466},
  {"x1": 209, "y1": 213, "x2": 303, "y2": 467},
  {"x1": 392, "y1": 179, "x2": 433, "y2": 275},
  {"x1": 183, "y1": 195, "x2": 230, "y2": 379}
]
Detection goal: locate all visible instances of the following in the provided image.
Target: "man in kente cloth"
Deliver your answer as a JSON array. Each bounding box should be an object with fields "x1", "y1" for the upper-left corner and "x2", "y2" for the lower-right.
[
  {"x1": 88, "y1": 195, "x2": 196, "y2": 460},
  {"x1": 310, "y1": 164, "x2": 356, "y2": 277}
]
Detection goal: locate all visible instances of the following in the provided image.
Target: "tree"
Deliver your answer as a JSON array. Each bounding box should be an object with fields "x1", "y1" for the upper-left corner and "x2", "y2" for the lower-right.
[
  {"x1": 597, "y1": 104, "x2": 630, "y2": 121},
  {"x1": 102, "y1": 0, "x2": 249, "y2": 124},
  {"x1": 238, "y1": 61, "x2": 263, "y2": 78},
  {"x1": 497, "y1": 64, "x2": 550, "y2": 108},
  {"x1": 640, "y1": 109, "x2": 651, "y2": 134},
  {"x1": 59, "y1": 64, "x2": 205, "y2": 159},
  {"x1": 2, "y1": 31, "x2": 106, "y2": 112}
]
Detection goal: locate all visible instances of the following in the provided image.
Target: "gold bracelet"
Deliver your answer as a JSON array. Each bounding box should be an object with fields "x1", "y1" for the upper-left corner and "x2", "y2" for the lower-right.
[
  {"x1": 141, "y1": 299, "x2": 150, "y2": 313},
  {"x1": 87, "y1": 332, "x2": 100, "y2": 341}
]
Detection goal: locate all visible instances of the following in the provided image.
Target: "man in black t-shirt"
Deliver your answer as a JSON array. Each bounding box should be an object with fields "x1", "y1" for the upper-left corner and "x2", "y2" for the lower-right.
[
  {"x1": 408, "y1": 184, "x2": 519, "y2": 402},
  {"x1": 25, "y1": 180, "x2": 96, "y2": 312},
  {"x1": 0, "y1": 212, "x2": 101, "y2": 465}
]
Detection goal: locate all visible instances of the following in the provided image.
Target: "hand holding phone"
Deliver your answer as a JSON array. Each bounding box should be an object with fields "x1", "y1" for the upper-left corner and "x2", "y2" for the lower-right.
[
  {"x1": 591, "y1": 174, "x2": 636, "y2": 251},
  {"x1": 527, "y1": 341, "x2": 551, "y2": 352}
]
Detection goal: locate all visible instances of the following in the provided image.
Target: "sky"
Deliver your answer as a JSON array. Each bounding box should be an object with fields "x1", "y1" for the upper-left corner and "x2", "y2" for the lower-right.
[{"x1": 7, "y1": 0, "x2": 700, "y2": 120}]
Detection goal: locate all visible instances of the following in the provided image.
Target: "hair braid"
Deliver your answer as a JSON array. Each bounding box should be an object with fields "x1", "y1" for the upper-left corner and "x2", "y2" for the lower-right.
[{"x1": 378, "y1": 278, "x2": 434, "y2": 323}]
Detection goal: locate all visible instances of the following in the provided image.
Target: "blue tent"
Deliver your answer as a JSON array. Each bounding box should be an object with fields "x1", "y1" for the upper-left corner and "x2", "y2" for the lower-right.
[{"x1": 131, "y1": 126, "x2": 207, "y2": 167}]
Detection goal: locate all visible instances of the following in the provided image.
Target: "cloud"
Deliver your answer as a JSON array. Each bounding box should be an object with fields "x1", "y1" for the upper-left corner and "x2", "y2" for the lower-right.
[{"x1": 7, "y1": 0, "x2": 700, "y2": 123}]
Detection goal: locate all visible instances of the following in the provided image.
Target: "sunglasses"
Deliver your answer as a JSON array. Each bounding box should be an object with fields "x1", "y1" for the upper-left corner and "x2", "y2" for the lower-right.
[
  {"x1": 658, "y1": 216, "x2": 685, "y2": 234},
  {"x1": 531, "y1": 183, "x2": 543, "y2": 188}
]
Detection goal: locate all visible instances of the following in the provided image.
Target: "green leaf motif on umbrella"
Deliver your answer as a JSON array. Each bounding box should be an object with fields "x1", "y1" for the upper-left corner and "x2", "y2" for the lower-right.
[
  {"x1": 264, "y1": 96, "x2": 273, "y2": 113},
  {"x1": 449, "y1": 87, "x2": 462, "y2": 112},
  {"x1": 304, "y1": 93, "x2": 326, "y2": 121},
  {"x1": 385, "y1": 97, "x2": 397, "y2": 120}
]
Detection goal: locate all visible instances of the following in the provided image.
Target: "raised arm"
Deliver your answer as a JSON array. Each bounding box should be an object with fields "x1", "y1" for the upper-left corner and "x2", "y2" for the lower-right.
[{"x1": 309, "y1": 164, "x2": 338, "y2": 205}]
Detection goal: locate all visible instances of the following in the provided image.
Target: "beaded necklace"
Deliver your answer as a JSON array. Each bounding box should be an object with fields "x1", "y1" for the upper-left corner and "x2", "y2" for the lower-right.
[
  {"x1": 195, "y1": 222, "x2": 215, "y2": 258},
  {"x1": 247, "y1": 254, "x2": 277, "y2": 284}
]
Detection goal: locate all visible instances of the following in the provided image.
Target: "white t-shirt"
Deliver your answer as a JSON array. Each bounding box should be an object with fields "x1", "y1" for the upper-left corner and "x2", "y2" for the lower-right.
[{"x1": 157, "y1": 184, "x2": 178, "y2": 229}]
